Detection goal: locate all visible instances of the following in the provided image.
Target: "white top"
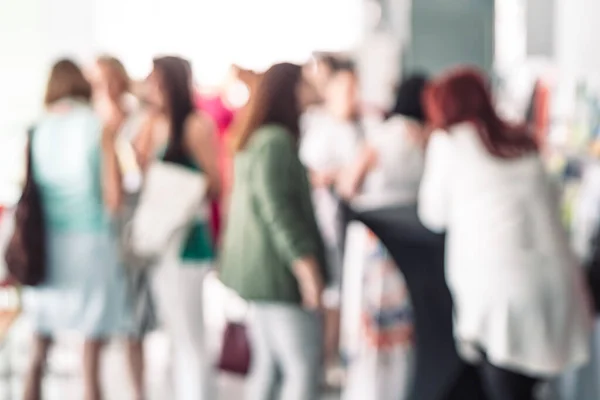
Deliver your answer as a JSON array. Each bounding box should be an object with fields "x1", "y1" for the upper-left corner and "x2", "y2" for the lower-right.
[
  {"x1": 299, "y1": 112, "x2": 362, "y2": 247},
  {"x1": 352, "y1": 116, "x2": 424, "y2": 210},
  {"x1": 418, "y1": 124, "x2": 591, "y2": 376},
  {"x1": 299, "y1": 111, "x2": 361, "y2": 173}
]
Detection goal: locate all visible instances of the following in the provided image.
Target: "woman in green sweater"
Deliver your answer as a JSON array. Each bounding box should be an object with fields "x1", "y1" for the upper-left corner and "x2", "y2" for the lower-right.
[{"x1": 220, "y1": 63, "x2": 328, "y2": 400}]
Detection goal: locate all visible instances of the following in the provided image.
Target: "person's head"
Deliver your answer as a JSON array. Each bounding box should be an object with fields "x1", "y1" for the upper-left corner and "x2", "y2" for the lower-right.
[
  {"x1": 92, "y1": 56, "x2": 130, "y2": 103},
  {"x1": 44, "y1": 59, "x2": 92, "y2": 106},
  {"x1": 313, "y1": 54, "x2": 338, "y2": 88},
  {"x1": 147, "y1": 56, "x2": 195, "y2": 163},
  {"x1": 234, "y1": 63, "x2": 315, "y2": 151},
  {"x1": 424, "y1": 67, "x2": 537, "y2": 158},
  {"x1": 324, "y1": 61, "x2": 359, "y2": 121},
  {"x1": 146, "y1": 56, "x2": 194, "y2": 115},
  {"x1": 389, "y1": 74, "x2": 429, "y2": 123}
]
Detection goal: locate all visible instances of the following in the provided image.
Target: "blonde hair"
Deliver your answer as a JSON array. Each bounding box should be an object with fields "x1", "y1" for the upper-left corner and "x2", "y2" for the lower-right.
[{"x1": 96, "y1": 55, "x2": 130, "y2": 95}]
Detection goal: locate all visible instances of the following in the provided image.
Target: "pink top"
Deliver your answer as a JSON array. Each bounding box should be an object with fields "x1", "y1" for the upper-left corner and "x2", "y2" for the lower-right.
[{"x1": 195, "y1": 93, "x2": 235, "y2": 243}]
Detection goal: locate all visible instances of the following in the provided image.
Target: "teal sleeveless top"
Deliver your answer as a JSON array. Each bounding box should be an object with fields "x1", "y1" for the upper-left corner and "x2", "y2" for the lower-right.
[{"x1": 32, "y1": 100, "x2": 110, "y2": 233}]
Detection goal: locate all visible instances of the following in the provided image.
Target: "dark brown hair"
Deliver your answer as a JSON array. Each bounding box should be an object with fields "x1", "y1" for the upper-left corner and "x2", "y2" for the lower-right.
[
  {"x1": 424, "y1": 67, "x2": 537, "y2": 159},
  {"x1": 96, "y1": 55, "x2": 130, "y2": 95},
  {"x1": 152, "y1": 56, "x2": 195, "y2": 165},
  {"x1": 234, "y1": 63, "x2": 303, "y2": 151},
  {"x1": 44, "y1": 59, "x2": 92, "y2": 106}
]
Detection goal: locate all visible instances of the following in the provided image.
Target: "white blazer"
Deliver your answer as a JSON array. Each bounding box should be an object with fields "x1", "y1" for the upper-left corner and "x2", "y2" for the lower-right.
[{"x1": 418, "y1": 124, "x2": 591, "y2": 376}]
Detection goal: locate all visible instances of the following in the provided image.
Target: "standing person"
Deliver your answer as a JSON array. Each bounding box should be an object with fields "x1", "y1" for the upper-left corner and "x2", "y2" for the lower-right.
[
  {"x1": 195, "y1": 88, "x2": 235, "y2": 243},
  {"x1": 299, "y1": 62, "x2": 362, "y2": 372},
  {"x1": 220, "y1": 63, "x2": 328, "y2": 400},
  {"x1": 22, "y1": 59, "x2": 132, "y2": 400},
  {"x1": 134, "y1": 56, "x2": 220, "y2": 400},
  {"x1": 89, "y1": 55, "x2": 151, "y2": 400},
  {"x1": 337, "y1": 75, "x2": 429, "y2": 400},
  {"x1": 418, "y1": 67, "x2": 592, "y2": 400}
]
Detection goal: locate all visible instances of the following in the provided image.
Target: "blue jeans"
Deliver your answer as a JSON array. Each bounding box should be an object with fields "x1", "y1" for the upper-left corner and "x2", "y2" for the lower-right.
[{"x1": 247, "y1": 303, "x2": 323, "y2": 400}]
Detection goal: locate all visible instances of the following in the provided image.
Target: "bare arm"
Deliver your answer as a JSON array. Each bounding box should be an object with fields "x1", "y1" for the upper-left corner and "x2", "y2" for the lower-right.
[
  {"x1": 132, "y1": 114, "x2": 157, "y2": 171},
  {"x1": 184, "y1": 113, "x2": 222, "y2": 200},
  {"x1": 336, "y1": 146, "x2": 377, "y2": 200},
  {"x1": 101, "y1": 117, "x2": 124, "y2": 214}
]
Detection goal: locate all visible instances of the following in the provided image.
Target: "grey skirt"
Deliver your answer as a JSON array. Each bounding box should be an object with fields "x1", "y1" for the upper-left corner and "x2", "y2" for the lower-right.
[{"x1": 117, "y1": 193, "x2": 157, "y2": 338}]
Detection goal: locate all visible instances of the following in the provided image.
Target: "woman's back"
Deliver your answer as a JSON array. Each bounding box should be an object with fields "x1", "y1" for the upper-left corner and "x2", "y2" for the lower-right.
[
  {"x1": 448, "y1": 124, "x2": 564, "y2": 256},
  {"x1": 354, "y1": 116, "x2": 424, "y2": 209},
  {"x1": 428, "y1": 124, "x2": 574, "y2": 277},
  {"x1": 32, "y1": 100, "x2": 107, "y2": 232}
]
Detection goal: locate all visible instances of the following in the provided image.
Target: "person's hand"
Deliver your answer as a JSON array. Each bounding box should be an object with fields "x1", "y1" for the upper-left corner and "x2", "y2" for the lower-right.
[
  {"x1": 293, "y1": 257, "x2": 325, "y2": 310},
  {"x1": 311, "y1": 171, "x2": 336, "y2": 188},
  {"x1": 337, "y1": 146, "x2": 378, "y2": 200},
  {"x1": 362, "y1": 146, "x2": 378, "y2": 169}
]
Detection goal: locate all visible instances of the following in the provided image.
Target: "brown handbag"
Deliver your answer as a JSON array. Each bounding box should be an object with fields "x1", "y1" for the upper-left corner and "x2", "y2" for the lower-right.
[
  {"x1": 4, "y1": 129, "x2": 46, "y2": 286},
  {"x1": 217, "y1": 321, "x2": 252, "y2": 376}
]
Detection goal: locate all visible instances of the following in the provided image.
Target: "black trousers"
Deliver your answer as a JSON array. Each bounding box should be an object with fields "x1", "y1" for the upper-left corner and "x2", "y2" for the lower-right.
[{"x1": 479, "y1": 361, "x2": 540, "y2": 400}]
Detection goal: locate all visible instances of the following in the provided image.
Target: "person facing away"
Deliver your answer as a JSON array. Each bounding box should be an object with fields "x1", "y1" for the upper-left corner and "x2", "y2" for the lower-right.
[
  {"x1": 335, "y1": 74, "x2": 429, "y2": 400},
  {"x1": 299, "y1": 62, "x2": 363, "y2": 375},
  {"x1": 133, "y1": 56, "x2": 221, "y2": 400},
  {"x1": 89, "y1": 55, "x2": 150, "y2": 400},
  {"x1": 336, "y1": 73, "x2": 429, "y2": 209},
  {"x1": 220, "y1": 62, "x2": 329, "y2": 400},
  {"x1": 418, "y1": 67, "x2": 592, "y2": 400},
  {"x1": 22, "y1": 59, "x2": 132, "y2": 400}
]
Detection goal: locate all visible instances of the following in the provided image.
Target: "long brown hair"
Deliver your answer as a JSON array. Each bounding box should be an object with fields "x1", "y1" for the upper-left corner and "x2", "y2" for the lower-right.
[
  {"x1": 233, "y1": 63, "x2": 303, "y2": 151},
  {"x1": 44, "y1": 59, "x2": 92, "y2": 106},
  {"x1": 424, "y1": 67, "x2": 537, "y2": 159}
]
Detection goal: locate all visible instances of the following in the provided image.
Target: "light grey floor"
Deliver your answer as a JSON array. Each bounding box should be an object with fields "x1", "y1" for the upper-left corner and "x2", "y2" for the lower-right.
[
  {"x1": 0, "y1": 271, "x2": 340, "y2": 400},
  {"x1": 0, "y1": 320, "x2": 339, "y2": 400}
]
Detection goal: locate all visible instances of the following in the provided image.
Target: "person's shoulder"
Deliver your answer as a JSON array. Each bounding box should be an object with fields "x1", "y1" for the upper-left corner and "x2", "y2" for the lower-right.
[
  {"x1": 65, "y1": 103, "x2": 103, "y2": 131},
  {"x1": 184, "y1": 111, "x2": 215, "y2": 135},
  {"x1": 428, "y1": 128, "x2": 454, "y2": 149},
  {"x1": 250, "y1": 124, "x2": 294, "y2": 148}
]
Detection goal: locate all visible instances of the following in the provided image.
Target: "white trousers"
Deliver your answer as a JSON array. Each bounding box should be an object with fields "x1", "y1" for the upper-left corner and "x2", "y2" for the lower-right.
[
  {"x1": 247, "y1": 303, "x2": 323, "y2": 400},
  {"x1": 152, "y1": 261, "x2": 215, "y2": 400}
]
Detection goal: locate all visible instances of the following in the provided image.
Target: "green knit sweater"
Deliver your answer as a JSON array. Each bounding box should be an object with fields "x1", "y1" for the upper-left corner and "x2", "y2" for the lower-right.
[{"x1": 219, "y1": 124, "x2": 328, "y2": 303}]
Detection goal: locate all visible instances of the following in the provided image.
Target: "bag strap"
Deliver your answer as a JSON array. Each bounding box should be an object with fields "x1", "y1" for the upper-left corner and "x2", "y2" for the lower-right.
[{"x1": 24, "y1": 125, "x2": 36, "y2": 190}]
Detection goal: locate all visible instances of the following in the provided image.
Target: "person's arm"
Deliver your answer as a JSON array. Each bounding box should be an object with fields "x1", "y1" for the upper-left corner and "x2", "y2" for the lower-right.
[
  {"x1": 101, "y1": 116, "x2": 124, "y2": 214},
  {"x1": 254, "y1": 132, "x2": 324, "y2": 308},
  {"x1": 336, "y1": 145, "x2": 377, "y2": 200},
  {"x1": 132, "y1": 113, "x2": 157, "y2": 171},
  {"x1": 184, "y1": 113, "x2": 221, "y2": 200},
  {"x1": 418, "y1": 130, "x2": 453, "y2": 232}
]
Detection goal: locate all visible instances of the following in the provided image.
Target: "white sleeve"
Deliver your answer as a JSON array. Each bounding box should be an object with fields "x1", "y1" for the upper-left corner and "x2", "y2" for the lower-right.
[{"x1": 418, "y1": 130, "x2": 453, "y2": 232}]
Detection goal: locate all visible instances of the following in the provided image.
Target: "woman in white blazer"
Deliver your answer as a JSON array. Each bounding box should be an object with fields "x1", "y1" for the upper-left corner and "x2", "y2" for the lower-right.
[{"x1": 418, "y1": 67, "x2": 592, "y2": 400}]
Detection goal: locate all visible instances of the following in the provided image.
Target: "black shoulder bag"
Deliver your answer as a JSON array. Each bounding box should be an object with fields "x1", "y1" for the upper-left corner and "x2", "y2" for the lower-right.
[{"x1": 4, "y1": 127, "x2": 46, "y2": 286}]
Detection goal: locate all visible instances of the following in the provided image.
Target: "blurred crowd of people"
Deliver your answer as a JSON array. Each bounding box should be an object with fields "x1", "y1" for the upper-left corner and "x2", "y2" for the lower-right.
[{"x1": 6, "y1": 51, "x2": 597, "y2": 400}]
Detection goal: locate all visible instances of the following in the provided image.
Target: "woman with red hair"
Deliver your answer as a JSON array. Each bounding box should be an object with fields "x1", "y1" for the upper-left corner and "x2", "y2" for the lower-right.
[{"x1": 418, "y1": 68, "x2": 591, "y2": 400}]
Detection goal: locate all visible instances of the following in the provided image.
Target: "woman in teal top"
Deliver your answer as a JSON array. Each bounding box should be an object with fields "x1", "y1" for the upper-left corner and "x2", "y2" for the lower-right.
[
  {"x1": 23, "y1": 60, "x2": 132, "y2": 400},
  {"x1": 134, "y1": 56, "x2": 220, "y2": 400},
  {"x1": 220, "y1": 63, "x2": 328, "y2": 400}
]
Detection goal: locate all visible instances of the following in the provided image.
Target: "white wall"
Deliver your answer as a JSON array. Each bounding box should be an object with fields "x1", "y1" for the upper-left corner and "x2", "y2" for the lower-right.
[{"x1": 0, "y1": 0, "x2": 363, "y2": 204}]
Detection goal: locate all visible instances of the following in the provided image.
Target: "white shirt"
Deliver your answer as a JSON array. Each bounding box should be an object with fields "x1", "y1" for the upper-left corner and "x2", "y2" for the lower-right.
[
  {"x1": 299, "y1": 112, "x2": 362, "y2": 245},
  {"x1": 418, "y1": 124, "x2": 591, "y2": 376},
  {"x1": 300, "y1": 110, "x2": 361, "y2": 173}
]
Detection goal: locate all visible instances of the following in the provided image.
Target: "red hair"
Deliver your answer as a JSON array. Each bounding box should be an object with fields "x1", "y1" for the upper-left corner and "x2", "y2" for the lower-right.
[{"x1": 424, "y1": 67, "x2": 537, "y2": 158}]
